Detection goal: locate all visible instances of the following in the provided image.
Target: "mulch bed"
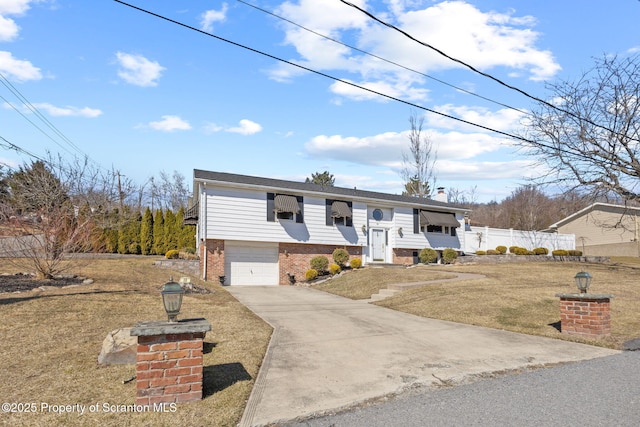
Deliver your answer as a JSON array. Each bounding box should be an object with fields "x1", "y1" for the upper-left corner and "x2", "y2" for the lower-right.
[
  {"x1": 0, "y1": 273, "x2": 212, "y2": 294},
  {"x1": 0, "y1": 273, "x2": 86, "y2": 293}
]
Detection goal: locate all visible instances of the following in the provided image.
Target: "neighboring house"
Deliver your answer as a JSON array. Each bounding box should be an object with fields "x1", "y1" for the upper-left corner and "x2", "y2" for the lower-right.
[
  {"x1": 548, "y1": 203, "x2": 640, "y2": 257},
  {"x1": 187, "y1": 170, "x2": 469, "y2": 285}
]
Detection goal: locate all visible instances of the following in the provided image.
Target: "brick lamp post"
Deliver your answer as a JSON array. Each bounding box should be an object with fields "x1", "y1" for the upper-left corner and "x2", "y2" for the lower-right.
[
  {"x1": 556, "y1": 271, "x2": 613, "y2": 338},
  {"x1": 131, "y1": 278, "x2": 211, "y2": 406}
]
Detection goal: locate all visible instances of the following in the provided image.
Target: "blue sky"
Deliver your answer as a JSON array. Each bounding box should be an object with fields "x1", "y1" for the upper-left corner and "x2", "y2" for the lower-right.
[{"x1": 1, "y1": 0, "x2": 639, "y2": 203}]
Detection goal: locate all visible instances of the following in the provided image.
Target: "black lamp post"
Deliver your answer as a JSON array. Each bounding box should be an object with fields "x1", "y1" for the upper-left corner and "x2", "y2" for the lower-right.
[
  {"x1": 574, "y1": 271, "x2": 592, "y2": 293},
  {"x1": 161, "y1": 277, "x2": 185, "y2": 322}
]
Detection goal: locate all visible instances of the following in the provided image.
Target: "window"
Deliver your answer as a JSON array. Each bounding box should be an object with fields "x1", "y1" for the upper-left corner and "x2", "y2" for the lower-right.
[
  {"x1": 416, "y1": 210, "x2": 460, "y2": 234},
  {"x1": 372, "y1": 209, "x2": 383, "y2": 221},
  {"x1": 267, "y1": 193, "x2": 304, "y2": 223},
  {"x1": 326, "y1": 200, "x2": 353, "y2": 226},
  {"x1": 426, "y1": 225, "x2": 442, "y2": 233}
]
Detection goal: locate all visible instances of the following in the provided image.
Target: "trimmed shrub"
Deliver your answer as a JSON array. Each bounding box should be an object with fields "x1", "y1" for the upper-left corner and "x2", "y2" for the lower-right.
[
  {"x1": 508, "y1": 246, "x2": 519, "y2": 254},
  {"x1": 495, "y1": 245, "x2": 507, "y2": 254},
  {"x1": 568, "y1": 250, "x2": 583, "y2": 256},
  {"x1": 310, "y1": 256, "x2": 329, "y2": 273},
  {"x1": 533, "y1": 247, "x2": 549, "y2": 255},
  {"x1": 305, "y1": 269, "x2": 318, "y2": 281},
  {"x1": 552, "y1": 249, "x2": 569, "y2": 257},
  {"x1": 476, "y1": 250, "x2": 487, "y2": 255},
  {"x1": 329, "y1": 263, "x2": 341, "y2": 275},
  {"x1": 419, "y1": 248, "x2": 438, "y2": 264},
  {"x1": 350, "y1": 258, "x2": 362, "y2": 269},
  {"x1": 513, "y1": 247, "x2": 529, "y2": 255},
  {"x1": 332, "y1": 248, "x2": 350, "y2": 266},
  {"x1": 184, "y1": 247, "x2": 196, "y2": 254},
  {"x1": 442, "y1": 248, "x2": 458, "y2": 264},
  {"x1": 165, "y1": 249, "x2": 179, "y2": 259},
  {"x1": 486, "y1": 249, "x2": 499, "y2": 255}
]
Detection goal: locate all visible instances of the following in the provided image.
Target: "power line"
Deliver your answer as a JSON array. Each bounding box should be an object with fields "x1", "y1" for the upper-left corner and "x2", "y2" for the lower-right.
[
  {"x1": 236, "y1": 0, "x2": 526, "y2": 115},
  {"x1": 337, "y1": 0, "x2": 640, "y2": 144},
  {"x1": 0, "y1": 72, "x2": 88, "y2": 158},
  {"x1": 112, "y1": 0, "x2": 610, "y2": 166}
]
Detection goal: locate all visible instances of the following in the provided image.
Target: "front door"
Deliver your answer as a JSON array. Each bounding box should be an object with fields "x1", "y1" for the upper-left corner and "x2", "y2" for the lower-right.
[{"x1": 372, "y1": 229, "x2": 385, "y2": 261}]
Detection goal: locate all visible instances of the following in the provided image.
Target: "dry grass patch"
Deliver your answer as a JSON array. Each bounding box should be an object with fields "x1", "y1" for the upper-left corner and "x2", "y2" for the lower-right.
[
  {"x1": 0, "y1": 256, "x2": 271, "y2": 427},
  {"x1": 317, "y1": 261, "x2": 639, "y2": 349},
  {"x1": 312, "y1": 266, "x2": 456, "y2": 299}
]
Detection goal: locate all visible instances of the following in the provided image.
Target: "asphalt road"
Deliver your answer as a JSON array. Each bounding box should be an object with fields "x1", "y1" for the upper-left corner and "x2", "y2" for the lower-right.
[{"x1": 284, "y1": 351, "x2": 640, "y2": 427}]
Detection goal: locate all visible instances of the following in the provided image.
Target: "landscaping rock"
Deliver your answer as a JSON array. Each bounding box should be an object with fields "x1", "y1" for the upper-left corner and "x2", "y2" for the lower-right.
[{"x1": 98, "y1": 328, "x2": 137, "y2": 365}]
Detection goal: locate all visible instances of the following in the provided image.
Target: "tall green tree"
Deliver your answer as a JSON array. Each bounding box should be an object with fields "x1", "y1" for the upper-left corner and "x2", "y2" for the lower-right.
[
  {"x1": 152, "y1": 209, "x2": 165, "y2": 255},
  {"x1": 163, "y1": 209, "x2": 177, "y2": 252},
  {"x1": 306, "y1": 171, "x2": 335, "y2": 186},
  {"x1": 140, "y1": 207, "x2": 154, "y2": 255}
]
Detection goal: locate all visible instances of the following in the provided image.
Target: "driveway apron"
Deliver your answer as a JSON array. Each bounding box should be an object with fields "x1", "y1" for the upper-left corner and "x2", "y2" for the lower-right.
[{"x1": 227, "y1": 286, "x2": 619, "y2": 427}]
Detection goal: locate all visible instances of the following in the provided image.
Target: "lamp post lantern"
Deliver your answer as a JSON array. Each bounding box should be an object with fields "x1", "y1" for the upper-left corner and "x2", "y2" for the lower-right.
[
  {"x1": 161, "y1": 277, "x2": 185, "y2": 322},
  {"x1": 574, "y1": 271, "x2": 592, "y2": 293}
]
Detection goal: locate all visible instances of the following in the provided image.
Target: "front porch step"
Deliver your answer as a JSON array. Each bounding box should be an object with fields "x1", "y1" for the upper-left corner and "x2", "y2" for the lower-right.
[{"x1": 366, "y1": 288, "x2": 401, "y2": 302}]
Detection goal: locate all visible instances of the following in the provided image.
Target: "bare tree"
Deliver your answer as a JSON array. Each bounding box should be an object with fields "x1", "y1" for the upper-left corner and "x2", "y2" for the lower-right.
[
  {"x1": 401, "y1": 111, "x2": 437, "y2": 198},
  {"x1": 520, "y1": 53, "x2": 640, "y2": 203},
  {"x1": 150, "y1": 170, "x2": 190, "y2": 212},
  {"x1": 0, "y1": 156, "x2": 140, "y2": 278}
]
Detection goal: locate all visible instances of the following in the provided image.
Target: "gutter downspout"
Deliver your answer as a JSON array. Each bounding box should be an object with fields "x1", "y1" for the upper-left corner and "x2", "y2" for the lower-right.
[{"x1": 202, "y1": 182, "x2": 208, "y2": 281}]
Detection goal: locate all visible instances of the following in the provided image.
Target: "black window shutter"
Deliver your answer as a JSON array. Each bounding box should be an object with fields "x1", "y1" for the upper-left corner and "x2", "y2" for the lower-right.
[
  {"x1": 267, "y1": 193, "x2": 275, "y2": 222},
  {"x1": 325, "y1": 199, "x2": 333, "y2": 226},
  {"x1": 296, "y1": 196, "x2": 304, "y2": 223},
  {"x1": 346, "y1": 201, "x2": 353, "y2": 227},
  {"x1": 413, "y1": 209, "x2": 420, "y2": 234}
]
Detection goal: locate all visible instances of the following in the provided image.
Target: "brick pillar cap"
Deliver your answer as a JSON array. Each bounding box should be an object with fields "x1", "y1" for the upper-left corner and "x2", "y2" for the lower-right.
[
  {"x1": 555, "y1": 293, "x2": 614, "y2": 300},
  {"x1": 130, "y1": 318, "x2": 211, "y2": 336}
]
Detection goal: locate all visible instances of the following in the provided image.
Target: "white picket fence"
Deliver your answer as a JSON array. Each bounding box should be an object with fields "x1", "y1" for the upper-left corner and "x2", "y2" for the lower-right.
[{"x1": 463, "y1": 226, "x2": 575, "y2": 254}]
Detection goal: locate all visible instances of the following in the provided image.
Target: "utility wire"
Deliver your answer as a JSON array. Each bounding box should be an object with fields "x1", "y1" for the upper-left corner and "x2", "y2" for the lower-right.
[
  {"x1": 338, "y1": 0, "x2": 640, "y2": 144},
  {"x1": 0, "y1": 72, "x2": 89, "y2": 159},
  {"x1": 236, "y1": 0, "x2": 526, "y2": 115},
  {"x1": 112, "y1": 0, "x2": 609, "y2": 165}
]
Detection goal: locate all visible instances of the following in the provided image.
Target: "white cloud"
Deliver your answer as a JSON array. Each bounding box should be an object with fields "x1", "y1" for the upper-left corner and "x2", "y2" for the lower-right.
[
  {"x1": 32, "y1": 102, "x2": 102, "y2": 118},
  {"x1": 271, "y1": 1, "x2": 560, "y2": 101},
  {"x1": 227, "y1": 119, "x2": 263, "y2": 135},
  {"x1": 200, "y1": 3, "x2": 228, "y2": 33},
  {"x1": 423, "y1": 104, "x2": 525, "y2": 134},
  {"x1": 203, "y1": 119, "x2": 263, "y2": 135},
  {"x1": 115, "y1": 52, "x2": 165, "y2": 87},
  {"x1": 0, "y1": 0, "x2": 36, "y2": 42},
  {"x1": 148, "y1": 115, "x2": 191, "y2": 132},
  {"x1": 0, "y1": 50, "x2": 41, "y2": 81}
]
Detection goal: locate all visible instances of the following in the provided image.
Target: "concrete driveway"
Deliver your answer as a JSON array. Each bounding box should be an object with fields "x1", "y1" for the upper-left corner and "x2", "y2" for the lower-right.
[{"x1": 227, "y1": 286, "x2": 619, "y2": 427}]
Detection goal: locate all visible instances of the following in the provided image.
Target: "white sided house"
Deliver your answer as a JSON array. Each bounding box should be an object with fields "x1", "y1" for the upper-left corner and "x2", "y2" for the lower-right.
[{"x1": 188, "y1": 170, "x2": 469, "y2": 285}]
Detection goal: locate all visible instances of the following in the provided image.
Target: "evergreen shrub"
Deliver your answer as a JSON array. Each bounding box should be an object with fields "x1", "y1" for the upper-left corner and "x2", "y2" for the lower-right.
[
  {"x1": 332, "y1": 248, "x2": 349, "y2": 266},
  {"x1": 329, "y1": 263, "x2": 341, "y2": 275},
  {"x1": 165, "y1": 249, "x2": 179, "y2": 259},
  {"x1": 442, "y1": 248, "x2": 458, "y2": 264},
  {"x1": 305, "y1": 269, "x2": 318, "y2": 281},
  {"x1": 310, "y1": 256, "x2": 329, "y2": 273},
  {"x1": 350, "y1": 258, "x2": 362, "y2": 269},
  {"x1": 419, "y1": 248, "x2": 438, "y2": 264}
]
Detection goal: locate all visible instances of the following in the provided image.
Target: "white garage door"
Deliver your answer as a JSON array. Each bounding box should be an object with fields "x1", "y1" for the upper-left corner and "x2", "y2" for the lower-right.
[{"x1": 224, "y1": 241, "x2": 279, "y2": 285}]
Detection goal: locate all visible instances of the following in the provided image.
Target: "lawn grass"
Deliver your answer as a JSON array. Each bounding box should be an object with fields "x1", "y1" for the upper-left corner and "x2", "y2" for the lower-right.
[
  {"x1": 0, "y1": 256, "x2": 272, "y2": 427},
  {"x1": 312, "y1": 267, "x2": 456, "y2": 299},
  {"x1": 315, "y1": 260, "x2": 640, "y2": 349}
]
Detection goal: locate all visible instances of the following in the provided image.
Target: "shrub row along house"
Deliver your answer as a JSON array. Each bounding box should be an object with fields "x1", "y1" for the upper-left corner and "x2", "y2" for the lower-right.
[{"x1": 187, "y1": 170, "x2": 468, "y2": 285}]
